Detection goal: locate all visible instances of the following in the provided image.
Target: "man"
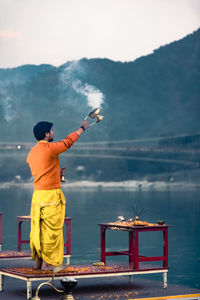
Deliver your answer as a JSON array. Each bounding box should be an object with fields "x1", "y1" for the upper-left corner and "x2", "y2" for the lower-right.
[{"x1": 27, "y1": 120, "x2": 89, "y2": 270}]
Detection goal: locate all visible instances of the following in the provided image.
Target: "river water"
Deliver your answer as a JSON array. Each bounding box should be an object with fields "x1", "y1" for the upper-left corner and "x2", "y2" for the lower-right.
[{"x1": 0, "y1": 181, "x2": 199, "y2": 289}]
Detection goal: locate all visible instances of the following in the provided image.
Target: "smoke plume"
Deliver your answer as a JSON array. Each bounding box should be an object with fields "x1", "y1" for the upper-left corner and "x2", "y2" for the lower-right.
[
  {"x1": 72, "y1": 79, "x2": 104, "y2": 109},
  {"x1": 59, "y1": 61, "x2": 104, "y2": 109}
]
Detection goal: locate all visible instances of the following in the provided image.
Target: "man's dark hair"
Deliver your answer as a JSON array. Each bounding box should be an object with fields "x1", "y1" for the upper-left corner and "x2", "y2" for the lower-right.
[{"x1": 33, "y1": 121, "x2": 53, "y2": 141}]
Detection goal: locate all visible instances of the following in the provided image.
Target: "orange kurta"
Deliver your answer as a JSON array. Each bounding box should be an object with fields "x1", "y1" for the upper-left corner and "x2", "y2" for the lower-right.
[{"x1": 27, "y1": 131, "x2": 79, "y2": 190}]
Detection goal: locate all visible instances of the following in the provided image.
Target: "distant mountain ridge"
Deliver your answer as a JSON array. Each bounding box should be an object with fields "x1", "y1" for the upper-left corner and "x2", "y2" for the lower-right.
[{"x1": 0, "y1": 28, "x2": 200, "y2": 142}]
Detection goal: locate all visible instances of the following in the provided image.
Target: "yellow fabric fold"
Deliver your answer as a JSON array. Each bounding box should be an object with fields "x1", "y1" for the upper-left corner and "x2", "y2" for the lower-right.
[{"x1": 30, "y1": 189, "x2": 66, "y2": 266}]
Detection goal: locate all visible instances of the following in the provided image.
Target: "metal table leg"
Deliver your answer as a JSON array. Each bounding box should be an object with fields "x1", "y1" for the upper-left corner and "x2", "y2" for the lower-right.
[
  {"x1": 100, "y1": 226, "x2": 106, "y2": 264},
  {"x1": 133, "y1": 230, "x2": 139, "y2": 269},
  {"x1": 0, "y1": 213, "x2": 2, "y2": 251},
  {"x1": 27, "y1": 280, "x2": 32, "y2": 299},
  {"x1": 163, "y1": 228, "x2": 168, "y2": 268},
  {"x1": 0, "y1": 274, "x2": 4, "y2": 292},
  {"x1": 163, "y1": 271, "x2": 168, "y2": 289},
  {"x1": 17, "y1": 220, "x2": 22, "y2": 251},
  {"x1": 129, "y1": 231, "x2": 134, "y2": 267}
]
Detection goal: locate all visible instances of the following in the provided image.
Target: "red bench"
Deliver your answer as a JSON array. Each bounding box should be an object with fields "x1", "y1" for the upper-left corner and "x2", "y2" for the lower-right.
[
  {"x1": 99, "y1": 223, "x2": 169, "y2": 269},
  {"x1": 17, "y1": 216, "x2": 71, "y2": 264}
]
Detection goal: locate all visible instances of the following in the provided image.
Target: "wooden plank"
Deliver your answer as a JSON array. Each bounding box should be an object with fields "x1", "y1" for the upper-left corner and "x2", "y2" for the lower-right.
[
  {"x1": 0, "y1": 251, "x2": 70, "y2": 261},
  {"x1": 0, "y1": 266, "x2": 168, "y2": 299}
]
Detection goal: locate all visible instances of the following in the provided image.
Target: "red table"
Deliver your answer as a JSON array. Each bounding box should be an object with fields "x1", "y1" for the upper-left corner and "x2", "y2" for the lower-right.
[
  {"x1": 17, "y1": 216, "x2": 71, "y2": 256},
  {"x1": 99, "y1": 223, "x2": 169, "y2": 269}
]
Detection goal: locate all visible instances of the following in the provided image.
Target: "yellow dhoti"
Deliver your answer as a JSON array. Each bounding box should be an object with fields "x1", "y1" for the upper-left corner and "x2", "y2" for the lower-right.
[{"x1": 30, "y1": 189, "x2": 66, "y2": 266}]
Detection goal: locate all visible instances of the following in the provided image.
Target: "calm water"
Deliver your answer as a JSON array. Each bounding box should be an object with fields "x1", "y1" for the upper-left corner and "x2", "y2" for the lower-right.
[{"x1": 0, "y1": 183, "x2": 200, "y2": 289}]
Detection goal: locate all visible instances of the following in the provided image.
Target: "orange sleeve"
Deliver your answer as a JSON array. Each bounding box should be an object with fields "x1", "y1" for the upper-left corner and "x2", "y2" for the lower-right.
[{"x1": 50, "y1": 131, "x2": 79, "y2": 155}]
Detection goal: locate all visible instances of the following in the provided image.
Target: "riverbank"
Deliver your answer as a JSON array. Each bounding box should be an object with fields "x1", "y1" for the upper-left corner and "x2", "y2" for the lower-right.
[{"x1": 0, "y1": 179, "x2": 200, "y2": 191}]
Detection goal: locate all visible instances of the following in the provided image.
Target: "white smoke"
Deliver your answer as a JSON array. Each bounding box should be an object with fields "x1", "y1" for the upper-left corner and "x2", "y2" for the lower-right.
[
  {"x1": 72, "y1": 79, "x2": 104, "y2": 109},
  {"x1": 4, "y1": 96, "x2": 14, "y2": 121},
  {"x1": 59, "y1": 61, "x2": 78, "y2": 83},
  {"x1": 60, "y1": 61, "x2": 104, "y2": 110},
  {"x1": 0, "y1": 82, "x2": 16, "y2": 122}
]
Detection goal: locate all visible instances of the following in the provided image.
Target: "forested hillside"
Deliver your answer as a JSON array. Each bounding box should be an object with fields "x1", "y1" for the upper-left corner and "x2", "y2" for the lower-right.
[{"x1": 0, "y1": 28, "x2": 199, "y2": 143}]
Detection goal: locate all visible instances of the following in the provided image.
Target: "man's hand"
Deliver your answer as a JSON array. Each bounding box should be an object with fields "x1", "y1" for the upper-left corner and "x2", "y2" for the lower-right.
[
  {"x1": 76, "y1": 120, "x2": 90, "y2": 136},
  {"x1": 81, "y1": 120, "x2": 90, "y2": 130}
]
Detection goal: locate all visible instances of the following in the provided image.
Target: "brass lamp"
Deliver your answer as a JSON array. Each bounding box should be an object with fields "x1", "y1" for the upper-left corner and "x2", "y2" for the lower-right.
[
  {"x1": 32, "y1": 265, "x2": 77, "y2": 300},
  {"x1": 85, "y1": 107, "x2": 103, "y2": 125}
]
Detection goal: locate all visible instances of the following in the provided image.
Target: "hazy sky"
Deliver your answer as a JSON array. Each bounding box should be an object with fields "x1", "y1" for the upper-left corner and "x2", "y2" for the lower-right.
[{"x1": 0, "y1": 0, "x2": 200, "y2": 68}]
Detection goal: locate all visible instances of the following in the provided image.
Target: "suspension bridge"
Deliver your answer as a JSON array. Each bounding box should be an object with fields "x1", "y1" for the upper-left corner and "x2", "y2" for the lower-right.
[{"x1": 0, "y1": 132, "x2": 200, "y2": 167}]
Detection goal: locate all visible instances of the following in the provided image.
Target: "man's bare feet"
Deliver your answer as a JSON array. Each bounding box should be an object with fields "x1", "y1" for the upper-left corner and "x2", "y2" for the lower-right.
[
  {"x1": 34, "y1": 254, "x2": 43, "y2": 270},
  {"x1": 41, "y1": 260, "x2": 55, "y2": 271}
]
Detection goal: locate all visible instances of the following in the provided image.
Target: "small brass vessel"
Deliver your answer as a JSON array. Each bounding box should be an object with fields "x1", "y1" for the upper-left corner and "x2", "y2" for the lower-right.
[
  {"x1": 157, "y1": 220, "x2": 165, "y2": 225},
  {"x1": 85, "y1": 107, "x2": 103, "y2": 125}
]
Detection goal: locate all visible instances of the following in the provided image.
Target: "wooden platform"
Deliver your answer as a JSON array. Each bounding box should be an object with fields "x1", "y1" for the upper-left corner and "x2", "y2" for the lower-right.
[
  {"x1": 0, "y1": 251, "x2": 71, "y2": 266},
  {"x1": 0, "y1": 251, "x2": 32, "y2": 260},
  {"x1": 0, "y1": 264, "x2": 168, "y2": 299}
]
